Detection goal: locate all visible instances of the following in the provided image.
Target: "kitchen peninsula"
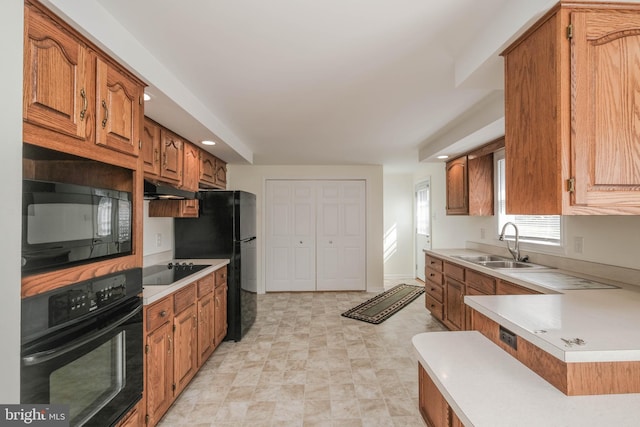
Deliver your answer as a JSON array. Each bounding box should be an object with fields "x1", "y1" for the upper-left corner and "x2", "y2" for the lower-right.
[{"x1": 416, "y1": 248, "x2": 640, "y2": 426}]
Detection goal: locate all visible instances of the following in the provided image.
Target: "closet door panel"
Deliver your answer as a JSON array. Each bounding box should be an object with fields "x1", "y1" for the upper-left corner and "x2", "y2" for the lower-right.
[
  {"x1": 265, "y1": 181, "x2": 316, "y2": 291},
  {"x1": 317, "y1": 181, "x2": 366, "y2": 291}
]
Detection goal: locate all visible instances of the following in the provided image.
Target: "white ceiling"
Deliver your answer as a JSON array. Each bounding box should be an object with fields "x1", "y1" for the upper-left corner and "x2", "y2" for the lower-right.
[{"x1": 46, "y1": 0, "x2": 560, "y2": 171}]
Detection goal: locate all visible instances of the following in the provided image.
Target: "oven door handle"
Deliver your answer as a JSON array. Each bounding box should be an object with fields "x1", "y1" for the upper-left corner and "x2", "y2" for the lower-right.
[{"x1": 22, "y1": 304, "x2": 141, "y2": 366}]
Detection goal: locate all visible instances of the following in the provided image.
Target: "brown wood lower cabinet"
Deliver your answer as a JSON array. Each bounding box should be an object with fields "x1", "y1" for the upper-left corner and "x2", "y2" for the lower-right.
[
  {"x1": 443, "y1": 277, "x2": 464, "y2": 331},
  {"x1": 419, "y1": 364, "x2": 460, "y2": 427},
  {"x1": 214, "y1": 267, "x2": 228, "y2": 346},
  {"x1": 144, "y1": 269, "x2": 225, "y2": 426},
  {"x1": 496, "y1": 279, "x2": 541, "y2": 295},
  {"x1": 145, "y1": 303, "x2": 173, "y2": 427},
  {"x1": 114, "y1": 401, "x2": 143, "y2": 427}
]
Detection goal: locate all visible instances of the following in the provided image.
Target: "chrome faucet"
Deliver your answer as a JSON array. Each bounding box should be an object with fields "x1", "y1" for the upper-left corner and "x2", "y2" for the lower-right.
[{"x1": 499, "y1": 222, "x2": 521, "y2": 261}]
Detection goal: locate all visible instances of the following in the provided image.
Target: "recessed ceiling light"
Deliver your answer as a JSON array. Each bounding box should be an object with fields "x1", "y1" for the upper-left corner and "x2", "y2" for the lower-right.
[
  {"x1": 437, "y1": 155, "x2": 449, "y2": 159},
  {"x1": 143, "y1": 93, "x2": 151, "y2": 101},
  {"x1": 202, "y1": 140, "x2": 216, "y2": 146}
]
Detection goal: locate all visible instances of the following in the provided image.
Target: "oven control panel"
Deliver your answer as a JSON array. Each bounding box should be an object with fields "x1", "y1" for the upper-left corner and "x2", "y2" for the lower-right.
[
  {"x1": 48, "y1": 274, "x2": 128, "y2": 327},
  {"x1": 21, "y1": 268, "x2": 142, "y2": 344}
]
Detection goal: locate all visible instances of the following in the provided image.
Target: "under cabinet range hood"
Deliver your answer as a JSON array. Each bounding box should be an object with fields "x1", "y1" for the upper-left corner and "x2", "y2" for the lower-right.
[{"x1": 143, "y1": 180, "x2": 196, "y2": 200}]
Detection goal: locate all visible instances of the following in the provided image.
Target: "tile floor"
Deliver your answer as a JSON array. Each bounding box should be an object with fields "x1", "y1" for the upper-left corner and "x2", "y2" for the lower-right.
[{"x1": 157, "y1": 279, "x2": 447, "y2": 427}]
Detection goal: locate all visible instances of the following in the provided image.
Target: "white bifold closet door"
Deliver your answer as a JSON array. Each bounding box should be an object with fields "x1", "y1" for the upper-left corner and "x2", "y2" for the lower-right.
[
  {"x1": 266, "y1": 180, "x2": 316, "y2": 292},
  {"x1": 265, "y1": 180, "x2": 366, "y2": 292}
]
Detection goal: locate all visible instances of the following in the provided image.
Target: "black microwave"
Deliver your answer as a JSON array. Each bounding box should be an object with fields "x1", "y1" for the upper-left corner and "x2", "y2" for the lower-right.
[{"x1": 22, "y1": 179, "x2": 132, "y2": 274}]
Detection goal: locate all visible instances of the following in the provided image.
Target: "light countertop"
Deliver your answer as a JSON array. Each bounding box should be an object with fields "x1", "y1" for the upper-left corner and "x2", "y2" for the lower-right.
[
  {"x1": 425, "y1": 248, "x2": 640, "y2": 362},
  {"x1": 142, "y1": 258, "x2": 229, "y2": 305},
  {"x1": 413, "y1": 331, "x2": 640, "y2": 427}
]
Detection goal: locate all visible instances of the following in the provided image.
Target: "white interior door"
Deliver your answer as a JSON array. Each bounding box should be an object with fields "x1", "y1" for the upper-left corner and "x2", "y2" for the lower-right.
[
  {"x1": 316, "y1": 181, "x2": 366, "y2": 291},
  {"x1": 415, "y1": 179, "x2": 431, "y2": 281},
  {"x1": 265, "y1": 181, "x2": 316, "y2": 291}
]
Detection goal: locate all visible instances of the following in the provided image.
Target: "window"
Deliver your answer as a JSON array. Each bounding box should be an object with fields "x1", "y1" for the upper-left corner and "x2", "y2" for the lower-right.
[
  {"x1": 495, "y1": 151, "x2": 562, "y2": 246},
  {"x1": 416, "y1": 182, "x2": 430, "y2": 236}
]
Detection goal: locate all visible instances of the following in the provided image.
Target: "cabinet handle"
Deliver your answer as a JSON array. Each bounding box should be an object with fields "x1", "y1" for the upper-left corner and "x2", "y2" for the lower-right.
[
  {"x1": 163, "y1": 152, "x2": 167, "y2": 169},
  {"x1": 160, "y1": 310, "x2": 167, "y2": 318},
  {"x1": 430, "y1": 273, "x2": 435, "y2": 277},
  {"x1": 101, "y1": 99, "x2": 109, "y2": 128},
  {"x1": 193, "y1": 314, "x2": 197, "y2": 329},
  {"x1": 79, "y1": 88, "x2": 87, "y2": 120},
  {"x1": 168, "y1": 335, "x2": 172, "y2": 353},
  {"x1": 154, "y1": 148, "x2": 159, "y2": 163}
]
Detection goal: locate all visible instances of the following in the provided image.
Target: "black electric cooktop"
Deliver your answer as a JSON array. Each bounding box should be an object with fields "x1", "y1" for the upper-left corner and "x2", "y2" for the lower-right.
[{"x1": 143, "y1": 263, "x2": 210, "y2": 286}]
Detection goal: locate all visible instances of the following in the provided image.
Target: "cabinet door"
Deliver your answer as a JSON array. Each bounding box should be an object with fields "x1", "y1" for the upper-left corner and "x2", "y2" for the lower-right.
[
  {"x1": 418, "y1": 365, "x2": 449, "y2": 427},
  {"x1": 572, "y1": 10, "x2": 640, "y2": 208},
  {"x1": 444, "y1": 277, "x2": 464, "y2": 331},
  {"x1": 446, "y1": 156, "x2": 468, "y2": 215},
  {"x1": 197, "y1": 293, "x2": 215, "y2": 366},
  {"x1": 24, "y1": 5, "x2": 91, "y2": 142},
  {"x1": 182, "y1": 142, "x2": 200, "y2": 192},
  {"x1": 215, "y1": 159, "x2": 227, "y2": 188},
  {"x1": 467, "y1": 154, "x2": 494, "y2": 216},
  {"x1": 115, "y1": 401, "x2": 142, "y2": 427},
  {"x1": 199, "y1": 150, "x2": 217, "y2": 187},
  {"x1": 214, "y1": 284, "x2": 227, "y2": 346},
  {"x1": 142, "y1": 118, "x2": 161, "y2": 176},
  {"x1": 173, "y1": 304, "x2": 198, "y2": 397},
  {"x1": 160, "y1": 129, "x2": 183, "y2": 183},
  {"x1": 146, "y1": 322, "x2": 173, "y2": 427},
  {"x1": 95, "y1": 57, "x2": 141, "y2": 157}
]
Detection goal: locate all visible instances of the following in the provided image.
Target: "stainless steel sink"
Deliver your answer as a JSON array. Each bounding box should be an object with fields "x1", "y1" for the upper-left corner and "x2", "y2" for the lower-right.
[
  {"x1": 454, "y1": 255, "x2": 510, "y2": 262},
  {"x1": 477, "y1": 260, "x2": 547, "y2": 269}
]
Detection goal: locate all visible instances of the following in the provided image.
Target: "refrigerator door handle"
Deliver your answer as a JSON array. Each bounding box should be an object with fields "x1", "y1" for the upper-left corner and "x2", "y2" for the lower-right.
[{"x1": 238, "y1": 237, "x2": 257, "y2": 243}]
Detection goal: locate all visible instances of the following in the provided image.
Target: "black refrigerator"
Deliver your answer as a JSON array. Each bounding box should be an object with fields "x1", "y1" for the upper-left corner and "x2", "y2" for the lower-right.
[{"x1": 174, "y1": 191, "x2": 256, "y2": 341}]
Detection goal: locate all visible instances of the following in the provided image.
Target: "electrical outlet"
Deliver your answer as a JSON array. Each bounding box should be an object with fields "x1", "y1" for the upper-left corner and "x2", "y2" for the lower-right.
[
  {"x1": 499, "y1": 326, "x2": 517, "y2": 350},
  {"x1": 156, "y1": 233, "x2": 162, "y2": 248},
  {"x1": 574, "y1": 236, "x2": 584, "y2": 254}
]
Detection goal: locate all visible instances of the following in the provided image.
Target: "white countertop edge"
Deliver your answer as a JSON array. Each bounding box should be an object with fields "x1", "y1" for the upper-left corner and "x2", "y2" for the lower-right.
[
  {"x1": 142, "y1": 259, "x2": 230, "y2": 305},
  {"x1": 464, "y1": 295, "x2": 569, "y2": 361},
  {"x1": 464, "y1": 295, "x2": 640, "y2": 363},
  {"x1": 412, "y1": 331, "x2": 640, "y2": 427}
]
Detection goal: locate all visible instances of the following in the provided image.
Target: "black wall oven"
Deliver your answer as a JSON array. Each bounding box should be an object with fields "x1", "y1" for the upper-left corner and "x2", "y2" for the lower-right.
[{"x1": 21, "y1": 269, "x2": 143, "y2": 427}]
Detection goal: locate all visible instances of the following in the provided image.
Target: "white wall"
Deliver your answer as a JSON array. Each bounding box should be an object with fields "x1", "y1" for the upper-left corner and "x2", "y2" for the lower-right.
[
  {"x1": 2, "y1": 0, "x2": 24, "y2": 403},
  {"x1": 383, "y1": 174, "x2": 415, "y2": 279},
  {"x1": 229, "y1": 165, "x2": 384, "y2": 293},
  {"x1": 142, "y1": 201, "x2": 174, "y2": 258}
]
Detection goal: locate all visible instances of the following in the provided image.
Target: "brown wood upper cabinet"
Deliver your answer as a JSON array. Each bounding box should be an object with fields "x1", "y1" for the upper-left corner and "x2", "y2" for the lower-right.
[
  {"x1": 199, "y1": 150, "x2": 227, "y2": 189},
  {"x1": 142, "y1": 117, "x2": 161, "y2": 176},
  {"x1": 159, "y1": 129, "x2": 183, "y2": 184},
  {"x1": 503, "y1": 2, "x2": 640, "y2": 215},
  {"x1": 446, "y1": 138, "x2": 501, "y2": 216},
  {"x1": 182, "y1": 142, "x2": 200, "y2": 192},
  {"x1": 446, "y1": 156, "x2": 468, "y2": 215},
  {"x1": 23, "y1": 1, "x2": 143, "y2": 165}
]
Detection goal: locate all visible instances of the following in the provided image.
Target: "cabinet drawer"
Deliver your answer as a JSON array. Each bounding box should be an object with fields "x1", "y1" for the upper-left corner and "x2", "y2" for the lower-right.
[
  {"x1": 174, "y1": 283, "x2": 196, "y2": 314},
  {"x1": 466, "y1": 270, "x2": 496, "y2": 295},
  {"x1": 444, "y1": 262, "x2": 465, "y2": 282},
  {"x1": 425, "y1": 294, "x2": 443, "y2": 321},
  {"x1": 197, "y1": 273, "x2": 214, "y2": 297},
  {"x1": 425, "y1": 255, "x2": 443, "y2": 272},
  {"x1": 425, "y1": 267, "x2": 443, "y2": 287},
  {"x1": 496, "y1": 280, "x2": 540, "y2": 295},
  {"x1": 146, "y1": 296, "x2": 173, "y2": 332},
  {"x1": 215, "y1": 266, "x2": 228, "y2": 287},
  {"x1": 425, "y1": 282, "x2": 443, "y2": 303}
]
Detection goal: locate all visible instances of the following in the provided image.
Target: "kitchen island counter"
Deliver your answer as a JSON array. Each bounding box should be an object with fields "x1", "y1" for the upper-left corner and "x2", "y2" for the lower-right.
[{"x1": 413, "y1": 331, "x2": 640, "y2": 427}]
